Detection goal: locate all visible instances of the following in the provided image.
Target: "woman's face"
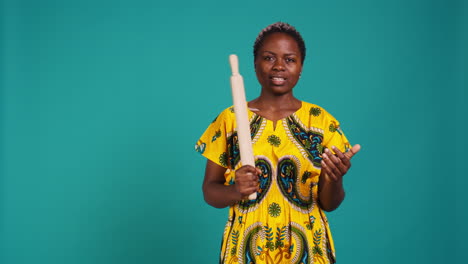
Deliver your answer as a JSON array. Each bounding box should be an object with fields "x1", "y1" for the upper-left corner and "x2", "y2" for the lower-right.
[{"x1": 255, "y1": 32, "x2": 303, "y2": 96}]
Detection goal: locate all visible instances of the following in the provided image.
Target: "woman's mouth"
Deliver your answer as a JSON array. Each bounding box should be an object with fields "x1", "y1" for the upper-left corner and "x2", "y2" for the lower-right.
[{"x1": 270, "y1": 77, "x2": 286, "y2": 85}]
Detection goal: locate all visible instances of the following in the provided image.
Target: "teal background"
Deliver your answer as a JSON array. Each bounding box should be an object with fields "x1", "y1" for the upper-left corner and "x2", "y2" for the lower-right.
[{"x1": 1, "y1": 0, "x2": 466, "y2": 263}]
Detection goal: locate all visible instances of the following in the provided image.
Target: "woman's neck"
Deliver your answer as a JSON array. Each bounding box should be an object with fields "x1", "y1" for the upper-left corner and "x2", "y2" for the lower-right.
[
  {"x1": 248, "y1": 93, "x2": 302, "y2": 125},
  {"x1": 249, "y1": 92, "x2": 301, "y2": 112}
]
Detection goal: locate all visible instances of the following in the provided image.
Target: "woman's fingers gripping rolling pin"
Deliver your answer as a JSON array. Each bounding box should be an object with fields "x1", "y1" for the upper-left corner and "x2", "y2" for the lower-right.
[{"x1": 234, "y1": 165, "x2": 261, "y2": 200}]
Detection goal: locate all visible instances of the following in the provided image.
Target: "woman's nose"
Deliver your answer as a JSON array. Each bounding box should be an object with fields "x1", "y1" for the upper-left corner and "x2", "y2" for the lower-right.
[{"x1": 273, "y1": 59, "x2": 285, "y2": 71}]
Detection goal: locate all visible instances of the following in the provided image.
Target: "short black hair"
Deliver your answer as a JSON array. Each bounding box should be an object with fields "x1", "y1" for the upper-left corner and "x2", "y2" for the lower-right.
[{"x1": 253, "y1": 22, "x2": 306, "y2": 63}]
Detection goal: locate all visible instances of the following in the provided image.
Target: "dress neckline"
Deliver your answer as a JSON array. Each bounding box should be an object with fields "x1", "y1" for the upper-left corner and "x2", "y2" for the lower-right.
[{"x1": 248, "y1": 101, "x2": 304, "y2": 130}]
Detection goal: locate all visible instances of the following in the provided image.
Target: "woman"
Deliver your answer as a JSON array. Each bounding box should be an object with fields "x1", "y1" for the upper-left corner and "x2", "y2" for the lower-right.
[{"x1": 195, "y1": 22, "x2": 360, "y2": 264}]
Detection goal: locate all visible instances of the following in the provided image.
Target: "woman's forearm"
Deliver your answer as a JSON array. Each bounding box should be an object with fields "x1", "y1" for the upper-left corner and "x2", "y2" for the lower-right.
[
  {"x1": 203, "y1": 182, "x2": 243, "y2": 208},
  {"x1": 318, "y1": 177, "x2": 345, "y2": 212}
]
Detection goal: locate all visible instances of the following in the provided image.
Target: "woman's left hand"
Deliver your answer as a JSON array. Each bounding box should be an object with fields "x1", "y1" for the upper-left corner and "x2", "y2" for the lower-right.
[{"x1": 321, "y1": 144, "x2": 361, "y2": 182}]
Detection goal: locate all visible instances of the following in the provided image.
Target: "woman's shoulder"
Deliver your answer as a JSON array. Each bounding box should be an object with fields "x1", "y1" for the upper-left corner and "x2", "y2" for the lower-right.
[
  {"x1": 221, "y1": 106, "x2": 237, "y2": 118},
  {"x1": 295, "y1": 101, "x2": 345, "y2": 134},
  {"x1": 210, "y1": 105, "x2": 236, "y2": 124},
  {"x1": 299, "y1": 101, "x2": 334, "y2": 119}
]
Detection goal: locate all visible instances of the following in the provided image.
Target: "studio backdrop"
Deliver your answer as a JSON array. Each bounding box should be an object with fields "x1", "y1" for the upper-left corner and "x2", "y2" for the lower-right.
[{"x1": 1, "y1": 0, "x2": 466, "y2": 263}]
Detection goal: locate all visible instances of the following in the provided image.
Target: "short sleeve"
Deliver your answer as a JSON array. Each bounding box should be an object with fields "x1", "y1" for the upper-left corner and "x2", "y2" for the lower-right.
[
  {"x1": 321, "y1": 111, "x2": 351, "y2": 154},
  {"x1": 195, "y1": 107, "x2": 235, "y2": 168}
]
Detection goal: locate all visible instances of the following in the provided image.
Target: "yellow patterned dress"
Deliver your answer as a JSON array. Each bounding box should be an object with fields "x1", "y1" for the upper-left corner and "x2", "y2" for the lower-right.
[{"x1": 195, "y1": 101, "x2": 351, "y2": 264}]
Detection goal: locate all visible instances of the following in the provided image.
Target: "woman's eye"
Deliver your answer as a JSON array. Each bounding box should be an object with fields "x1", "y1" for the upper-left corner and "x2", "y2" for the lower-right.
[
  {"x1": 264, "y1": 56, "x2": 274, "y2": 61},
  {"x1": 286, "y1": 58, "x2": 296, "y2": 63}
]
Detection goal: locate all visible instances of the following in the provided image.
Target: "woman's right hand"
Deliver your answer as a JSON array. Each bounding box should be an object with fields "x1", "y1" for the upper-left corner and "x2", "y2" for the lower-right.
[
  {"x1": 234, "y1": 165, "x2": 261, "y2": 198},
  {"x1": 203, "y1": 160, "x2": 260, "y2": 208}
]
